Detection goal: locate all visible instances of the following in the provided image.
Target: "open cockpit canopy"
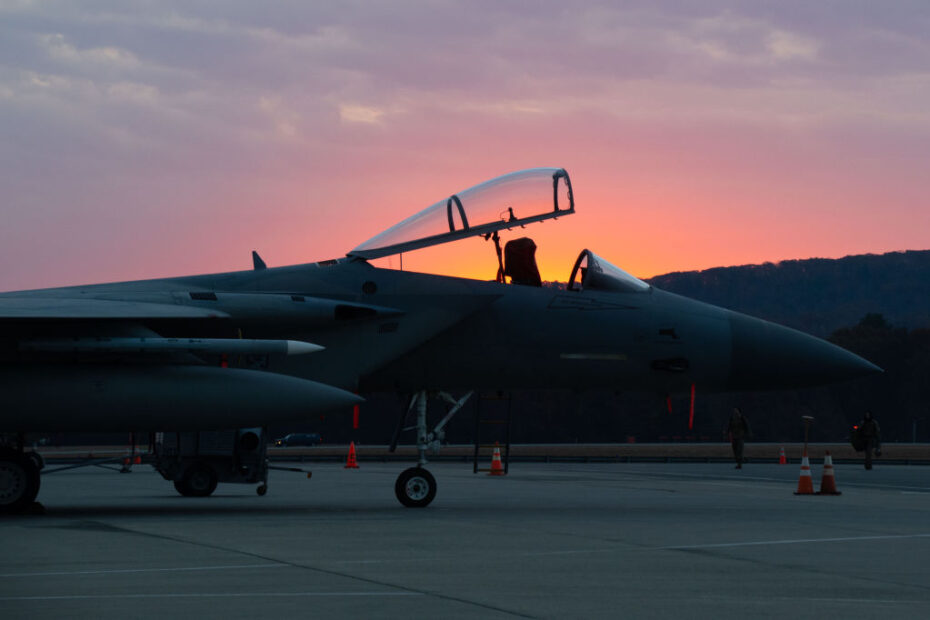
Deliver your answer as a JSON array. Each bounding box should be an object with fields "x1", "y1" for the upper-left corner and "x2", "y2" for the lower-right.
[
  {"x1": 568, "y1": 249, "x2": 651, "y2": 294},
  {"x1": 349, "y1": 168, "x2": 574, "y2": 260}
]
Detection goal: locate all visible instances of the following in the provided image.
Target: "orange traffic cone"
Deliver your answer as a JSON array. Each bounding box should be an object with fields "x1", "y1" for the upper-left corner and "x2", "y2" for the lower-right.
[
  {"x1": 344, "y1": 442, "x2": 359, "y2": 469},
  {"x1": 778, "y1": 446, "x2": 787, "y2": 465},
  {"x1": 488, "y1": 442, "x2": 505, "y2": 476},
  {"x1": 794, "y1": 453, "x2": 814, "y2": 495},
  {"x1": 817, "y1": 451, "x2": 841, "y2": 495}
]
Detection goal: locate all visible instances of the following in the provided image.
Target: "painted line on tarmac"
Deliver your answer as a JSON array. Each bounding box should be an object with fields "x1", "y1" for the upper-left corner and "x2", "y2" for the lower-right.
[
  {"x1": 517, "y1": 549, "x2": 613, "y2": 557},
  {"x1": 0, "y1": 592, "x2": 424, "y2": 601},
  {"x1": 660, "y1": 533, "x2": 930, "y2": 550},
  {"x1": 701, "y1": 595, "x2": 919, "y2": 605},
  {"x1": 335, "y1": 549, "x2": 612, "y2": 565},
  {"x1": 0, "y1": 563, "x2": 286, "y2": 578}
]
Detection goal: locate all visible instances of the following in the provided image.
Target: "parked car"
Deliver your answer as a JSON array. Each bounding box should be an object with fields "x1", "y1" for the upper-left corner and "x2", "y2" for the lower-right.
[{"x1": 273, "y1": 433, "x2": 321, "y2": 447}]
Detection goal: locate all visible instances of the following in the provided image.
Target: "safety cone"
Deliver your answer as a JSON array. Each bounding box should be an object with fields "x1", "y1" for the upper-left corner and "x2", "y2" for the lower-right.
[
  {"x1": 133, "y1": 455, "x2": 142, "y2": 465},
  {"x1": 778, "y1": 446, "x2": 787, "y2": 465},
  {"x1": 344, "y1": 442, "x2": 359, "y2": 469},
  {"x1": 794, "y1": 453, "x2": 814, "y2": 495},
  {"x1": 817, "y1": 451, "x2": 842, "y2": 495},
  {"x1": 488, "y1": 442, "x2": 506, "y2": 476}
]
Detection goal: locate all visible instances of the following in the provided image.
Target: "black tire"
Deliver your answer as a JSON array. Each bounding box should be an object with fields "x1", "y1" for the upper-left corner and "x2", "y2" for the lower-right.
[
  {"x1": 394, "y1": 467, "x2": 436, "y2": 508},
  {"x1": 172, "y1": 479, "x2": 191, "y2": 496},
  {"x1": 174, "y1": 463, "x2": 218, "y2": 497},
  {"x1": 0, "y1": 450, "x2": 41, "y2": 513}
]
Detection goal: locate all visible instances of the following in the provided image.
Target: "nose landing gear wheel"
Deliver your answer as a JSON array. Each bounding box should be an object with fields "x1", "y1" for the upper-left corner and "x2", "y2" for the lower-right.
[{"x1": 394, "y1": 467, "x2": 436, "y2": 508}]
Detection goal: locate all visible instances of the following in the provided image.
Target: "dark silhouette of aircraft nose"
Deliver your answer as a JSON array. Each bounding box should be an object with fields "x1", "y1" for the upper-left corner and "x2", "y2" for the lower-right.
[{"x1": 727, "y1": 312, "x2": 882, "y2": 391}]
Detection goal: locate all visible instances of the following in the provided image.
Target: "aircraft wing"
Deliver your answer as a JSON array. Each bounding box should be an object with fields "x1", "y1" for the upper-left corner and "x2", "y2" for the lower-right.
[
  {"x1": 0, "y1": 292, "x2": 404, "y2": 362},
  {"x1": 0, "y1": 290, "x2": 377, "y2": 433},
  {"x1": 0, "y1": 296, "x2": 230, "y2": 320},
  {"x1": 0, "y1": 292, "x2": 403, "y2": 324}
]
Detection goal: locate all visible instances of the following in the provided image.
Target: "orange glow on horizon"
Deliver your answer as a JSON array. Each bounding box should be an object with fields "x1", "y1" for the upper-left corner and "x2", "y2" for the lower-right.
[{"x1": 8, "y1": 157, "x2": 924, "y2": 293}]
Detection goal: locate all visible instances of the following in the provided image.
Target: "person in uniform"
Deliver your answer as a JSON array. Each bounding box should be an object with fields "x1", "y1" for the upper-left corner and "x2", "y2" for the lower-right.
[
  {"x1": 725, "y1": 407, "x2": 752, "y2": 469},
  {"x1": 859, "y1": 410, "x2": 881, "y2": 470}
]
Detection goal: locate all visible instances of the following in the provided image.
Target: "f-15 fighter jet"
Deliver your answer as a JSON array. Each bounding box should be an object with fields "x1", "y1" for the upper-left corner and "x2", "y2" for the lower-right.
[{"x1": 0, "y1": 168, "x2": 879, "y2": 511}]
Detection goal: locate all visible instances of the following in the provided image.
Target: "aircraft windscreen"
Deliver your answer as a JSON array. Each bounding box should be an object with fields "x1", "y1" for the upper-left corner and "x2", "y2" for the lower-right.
[
  {"x1": 568, "y1": 249, "x2": 651, "y2": 294},
  {"x1": 350, "y1": 168, "x2": 573, "y2": 260}
]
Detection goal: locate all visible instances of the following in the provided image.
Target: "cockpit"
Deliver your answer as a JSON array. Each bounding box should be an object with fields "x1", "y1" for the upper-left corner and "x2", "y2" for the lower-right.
[
  {"x1": 348, "y1": 167, "x2": 650, "y2": 293},
  {"x1": 567, "y1": 249, "x2": 651, "y2": 294}
]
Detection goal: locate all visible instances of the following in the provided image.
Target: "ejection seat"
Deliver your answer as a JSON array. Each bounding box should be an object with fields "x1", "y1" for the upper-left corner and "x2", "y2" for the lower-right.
[{"x1": 503, "y1": 237, "x2": 542, "y2": 287}]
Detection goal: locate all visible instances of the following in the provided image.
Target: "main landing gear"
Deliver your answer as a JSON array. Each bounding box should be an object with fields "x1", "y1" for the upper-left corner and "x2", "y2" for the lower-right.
[
  {"x1": 0, "y1": 438, "x2": 42, "y2": 514},
  {"x1": 391, "y1": 390, "x2": 471, "y2": 508}
]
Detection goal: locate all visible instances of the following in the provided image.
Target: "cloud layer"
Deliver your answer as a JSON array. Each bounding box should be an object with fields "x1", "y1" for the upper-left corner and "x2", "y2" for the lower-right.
[{"x1": 1, "y1": 1, "x2": 929, "y2": 288}]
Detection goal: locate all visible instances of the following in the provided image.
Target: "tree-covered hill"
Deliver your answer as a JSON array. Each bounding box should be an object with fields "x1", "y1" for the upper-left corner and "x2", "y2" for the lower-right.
[{"x1": 647, "y1": 250, "x2": 930, "y2": 337}]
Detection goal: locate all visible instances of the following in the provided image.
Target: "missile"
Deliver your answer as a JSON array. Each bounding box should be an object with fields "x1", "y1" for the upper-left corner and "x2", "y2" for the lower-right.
[{"x1": 20, "y1": 337, "x2": 323, "y2": 356}]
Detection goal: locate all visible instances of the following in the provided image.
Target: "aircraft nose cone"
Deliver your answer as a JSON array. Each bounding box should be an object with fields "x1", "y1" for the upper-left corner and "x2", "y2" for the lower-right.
[{"x1": 727, "y1": 312, "x2": 882, "y2": 391}]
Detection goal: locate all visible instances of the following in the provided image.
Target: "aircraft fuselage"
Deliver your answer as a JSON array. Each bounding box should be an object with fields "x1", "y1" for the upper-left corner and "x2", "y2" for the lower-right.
[{"x1": 0, "y1": 259, "x2": 877, "y2": 434}]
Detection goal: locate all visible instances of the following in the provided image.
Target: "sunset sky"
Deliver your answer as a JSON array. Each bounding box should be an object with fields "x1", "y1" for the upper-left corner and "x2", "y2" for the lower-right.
[{"x1": 2, "y1": 1, "x2": 929, "y2": 290}]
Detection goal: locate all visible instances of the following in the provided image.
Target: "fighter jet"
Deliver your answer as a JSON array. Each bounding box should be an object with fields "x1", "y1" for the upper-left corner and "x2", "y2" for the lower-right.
[{"x1": 0, "y1": 168, "x2": 880, "y2": 511}]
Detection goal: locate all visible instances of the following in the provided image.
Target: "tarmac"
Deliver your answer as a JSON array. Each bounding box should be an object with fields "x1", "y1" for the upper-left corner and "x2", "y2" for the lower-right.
[
  {"x1": 38, "y1": 442, "x2": 930, "y2": 464},
  {"x1": 2, "y1": 460, "x2": 930, "y2": 619}
]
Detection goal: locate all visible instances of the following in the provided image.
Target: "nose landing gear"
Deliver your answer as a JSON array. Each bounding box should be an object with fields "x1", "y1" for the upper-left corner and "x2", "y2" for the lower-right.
[{"x1": 390, "y1": 390, "x2": 472, "y2": 508}]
